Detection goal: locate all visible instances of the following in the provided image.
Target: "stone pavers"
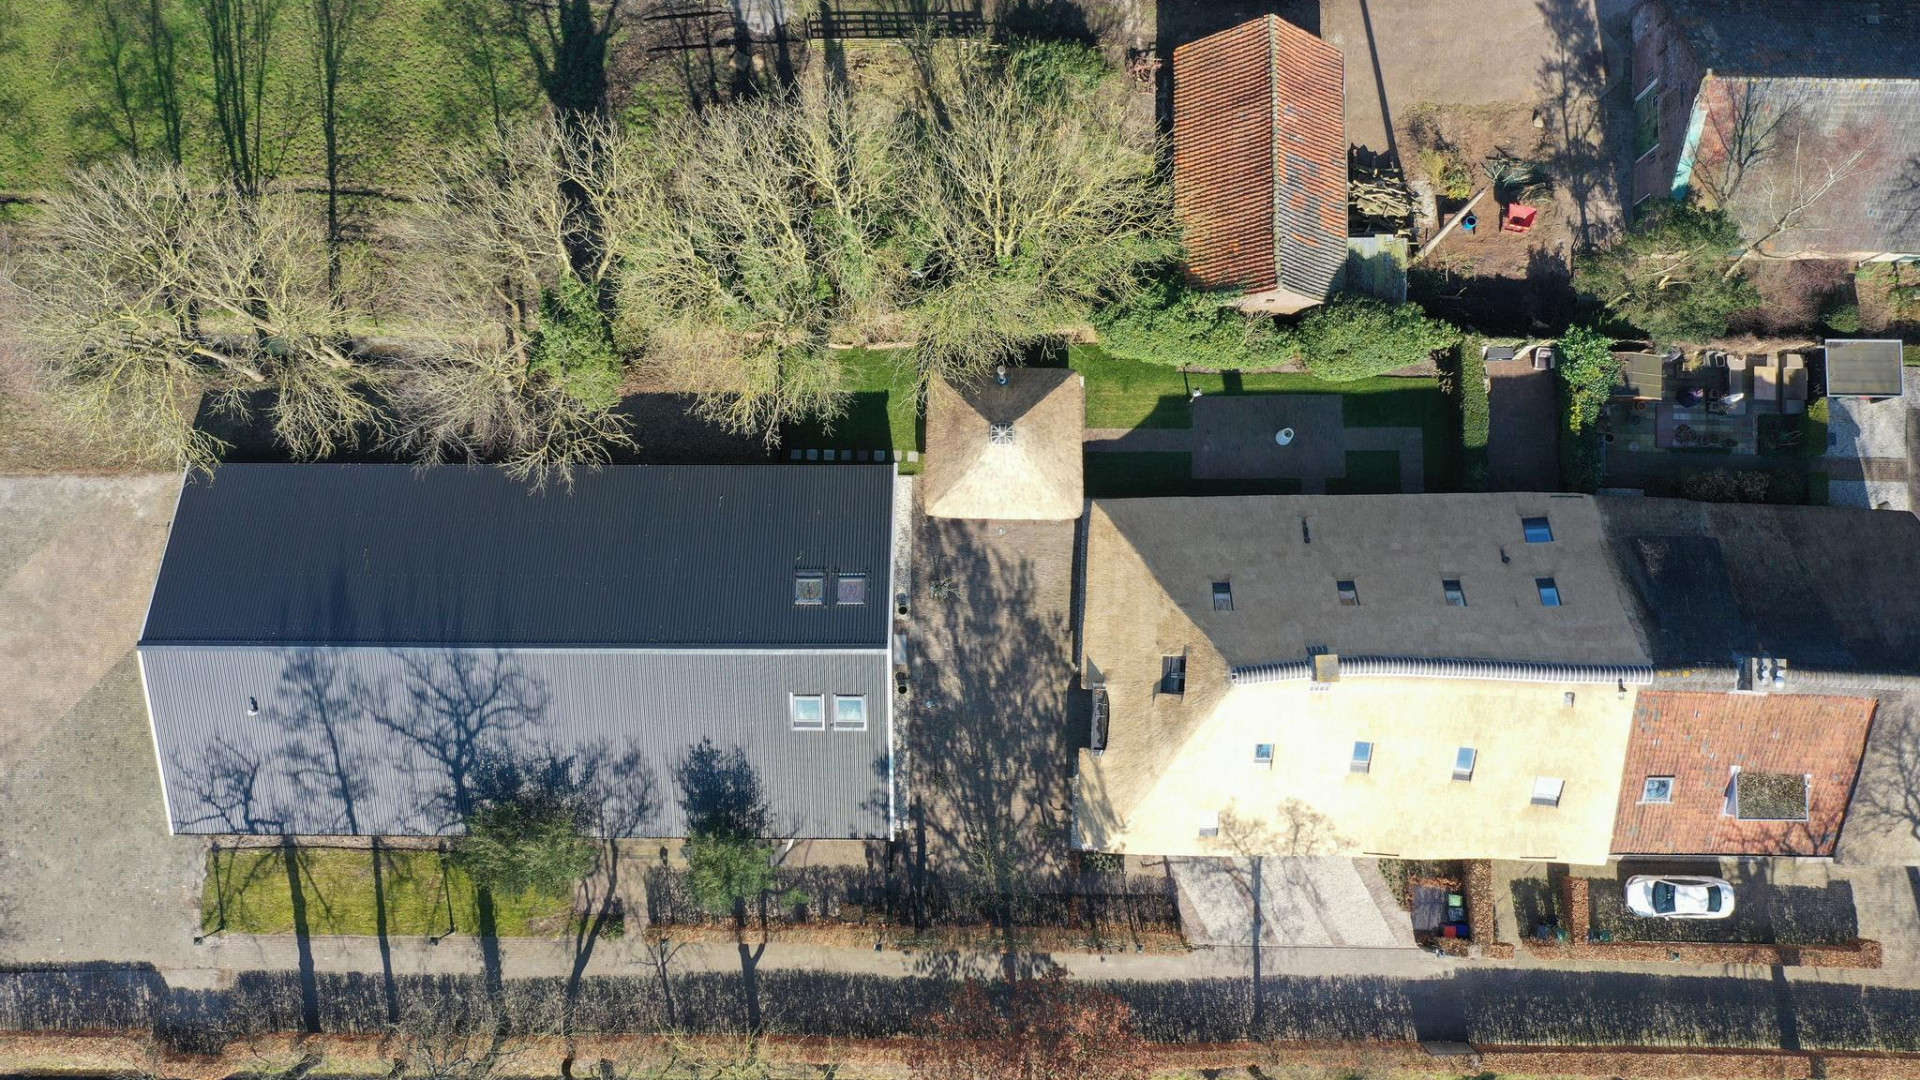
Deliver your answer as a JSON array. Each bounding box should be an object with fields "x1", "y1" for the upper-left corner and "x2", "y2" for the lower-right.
[{"x1": 1192, "y1": 395, "x2": 1347, "y2": 480}]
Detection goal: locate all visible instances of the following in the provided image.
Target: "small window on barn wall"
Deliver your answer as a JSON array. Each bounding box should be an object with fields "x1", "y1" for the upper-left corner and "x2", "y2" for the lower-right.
[{"x1": 1633, "y1": 79, "x2": 1661, "y2": 159}]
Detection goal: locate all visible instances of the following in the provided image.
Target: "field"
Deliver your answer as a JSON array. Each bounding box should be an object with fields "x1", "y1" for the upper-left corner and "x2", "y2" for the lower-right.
[
  {"x1": 0, "y1": 0, "x2": 553, "y2": 193},
  {"x1": 201, "y1": 844, "x2": 581, "y2": 938}
]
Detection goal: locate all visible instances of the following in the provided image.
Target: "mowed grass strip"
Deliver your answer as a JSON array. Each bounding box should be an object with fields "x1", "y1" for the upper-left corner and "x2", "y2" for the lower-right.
[
  {"x1": 781, "y1": 348, "x2": 924, "y2": 468},
  {"x1": 201, "y1": 845, "x2": 575, "y2": 938}
]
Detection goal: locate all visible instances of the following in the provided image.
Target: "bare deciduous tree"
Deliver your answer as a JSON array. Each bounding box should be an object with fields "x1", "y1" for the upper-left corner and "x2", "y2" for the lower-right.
[
  {"x1": 309, "y1": 0, "x2": 376, "y2": 301},
  {"x1": 615, "y1": 82, "x2": 901, "y2": 443},
  {"x1": 903, "y1": 45, "x2": 1174, "y2": 378},
  {"x1": 5, "y1": 159, "x2": 379, "y2": 468},
  {"x1": 387, "y1": 115, "x2": 636, "y2": 487}
]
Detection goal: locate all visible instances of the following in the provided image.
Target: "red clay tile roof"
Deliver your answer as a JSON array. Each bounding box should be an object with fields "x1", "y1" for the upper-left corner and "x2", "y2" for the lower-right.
[
  {"x1": 1171, "y1": 16, "x2": 1346, "y2": 302},
  {"x1": 1612, "y1": 691, "x2": 1876, "y2": 857}
]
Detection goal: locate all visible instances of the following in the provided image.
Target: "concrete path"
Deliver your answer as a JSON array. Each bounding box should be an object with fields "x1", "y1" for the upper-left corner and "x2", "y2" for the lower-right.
[
  {"x1": 1486, "y1": 359, "x2": 1559, "y2": 492},
  {"x1": 1170, "y1": 856, "x2": 1416, "y2": 948}
]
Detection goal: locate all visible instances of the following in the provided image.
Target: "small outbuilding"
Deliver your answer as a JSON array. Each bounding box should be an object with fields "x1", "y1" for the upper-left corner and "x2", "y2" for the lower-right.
[
  {"x1": 1824, "y1": 339, "x2": 1906, "y2": 398},
  {"x1": 923, "y1": 367, "x2": 1085, "y2": 521}
]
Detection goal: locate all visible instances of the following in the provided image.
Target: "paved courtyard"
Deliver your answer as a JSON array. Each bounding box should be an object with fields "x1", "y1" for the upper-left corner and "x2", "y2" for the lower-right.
[
  {"x1": 1824, "y1": 368, "x2": 1915, "y2": 512},
  {"x1": 1167, "y1": 856, "x2": 1415, "y2": 948},
  {"x1": 1190, "y1": 394, "x2": 1425, "y2": 492}
]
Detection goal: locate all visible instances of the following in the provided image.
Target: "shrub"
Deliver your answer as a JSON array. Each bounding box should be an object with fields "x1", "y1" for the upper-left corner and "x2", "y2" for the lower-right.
[
  {"x1": 1821, "y1": 299, "x2": 1862, "y2": 335},
  {"x1": 1008, "y1": 39, "x2": 1113, "y2": 101},
  {"x1": 529, "y1": 275, "x2": 622, "y2": 411},
  {"x1": 1292, "y1": 295, "x2": 1463, "y2": 381},
  {"x1": 1092, "y1": 272, "x2": 1272, "y2": 368},
  {"x1": 454, "y1": 753, "x2": 598, "y2": 900},
  {"x1": 1556, "y1": 325, "x2": 1618, "y2": 492},
  {"x1": 1419, "y1": 147, "x2": 1473, "y2": 200},
  {"x1": 1456, "y1": 340, "x2": 1491, "y2": 491}
]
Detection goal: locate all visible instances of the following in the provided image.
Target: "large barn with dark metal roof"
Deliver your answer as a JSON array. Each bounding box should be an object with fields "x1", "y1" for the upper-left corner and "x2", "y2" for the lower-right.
[{"x1": 137, "y1": 463, "x2": 898, "y2": 839}]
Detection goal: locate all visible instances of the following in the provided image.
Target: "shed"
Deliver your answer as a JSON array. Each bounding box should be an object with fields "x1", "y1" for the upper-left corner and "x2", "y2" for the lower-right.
[
  {"x1": 1612, "y1": 352, "x2": 1669, "y2": 400},
  {"x1": 1824, "y1": 339, "x2": 1906, "y2": 398},
  {"x1": 924, "y1": 367, "x2": 1085, "y2": 521},
  {"x1": 1171, "y1": 15, "x2": 1347, "y2": 314}
]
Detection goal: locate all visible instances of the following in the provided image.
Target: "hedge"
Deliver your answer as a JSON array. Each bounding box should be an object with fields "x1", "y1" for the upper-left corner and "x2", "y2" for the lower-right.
[{"x1": 1456, "y1": 341, "x2": 1491, "y2": 491}]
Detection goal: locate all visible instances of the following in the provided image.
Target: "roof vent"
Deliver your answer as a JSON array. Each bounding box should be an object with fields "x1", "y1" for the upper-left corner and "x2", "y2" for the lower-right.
[
  {"x1": 995, "y1": 363, "x2": 1009, "y2": 386},
  {"x1": 989, "y1": 422, "x2": 1015, "y2": 445}
]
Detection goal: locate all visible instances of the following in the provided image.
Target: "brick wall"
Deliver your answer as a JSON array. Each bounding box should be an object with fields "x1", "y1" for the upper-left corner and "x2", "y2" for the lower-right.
[{"x1": 1629, "y1": 0, "x2": 1705, "y2": 212}]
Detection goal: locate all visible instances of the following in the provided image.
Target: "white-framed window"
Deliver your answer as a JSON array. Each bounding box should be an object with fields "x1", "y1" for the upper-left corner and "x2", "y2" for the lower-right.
[
  {"x1": 1453, "y1": 746, "x2": 1477, "y2": 782},
  {"x1": 790, "y1": 693, "x2": 826, "y2": 731},
  {"x1": 1641, "y1": 776, "x2": 1675, "y2": 803},
  {"x1": 1532, "y1": 776, "x2": 1566, "y2": 807},
  {"x1": 833, "y1": 694, "x2": 868, "y2": 731},
  {"x1": 1351, "y1": 741, "x2": 1374, "y2": 774},
  {"x1": 1254, "y1": 743, "x2": 1274, "y2": 765}
]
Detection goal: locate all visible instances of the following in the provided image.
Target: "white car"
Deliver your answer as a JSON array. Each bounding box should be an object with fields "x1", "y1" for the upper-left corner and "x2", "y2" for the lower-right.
[{"x1": 1625, "y1": 874, "x2": 1736, "y2": 919}]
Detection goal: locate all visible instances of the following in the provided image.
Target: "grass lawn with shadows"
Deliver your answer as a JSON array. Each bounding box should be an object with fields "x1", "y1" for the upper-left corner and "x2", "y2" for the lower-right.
[
  {"x1": 1084, "y1": 452, "x2": 1305, "y2": 499},
  {"x1": 780, "y1": 348, "x2": 924, "y2": 472},
  {"x1": 1069, "y1": 346, "x2": 1457, "y2": 490},
  {"x1": 1325, "y1": 449, "x2": 1404, "y2": 494},
  {"x1": 201, "y1": 845, "x2": 577, "y2": 938}
]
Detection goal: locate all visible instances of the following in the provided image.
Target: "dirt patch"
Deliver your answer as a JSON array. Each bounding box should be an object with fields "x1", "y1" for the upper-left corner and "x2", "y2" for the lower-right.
[
  {"x1": 1731, "y1": 260, "x2": 1857, "y2": 337},
  {"x1": 1402, "y1": 103, "x2": 1583, "y2": 334}
]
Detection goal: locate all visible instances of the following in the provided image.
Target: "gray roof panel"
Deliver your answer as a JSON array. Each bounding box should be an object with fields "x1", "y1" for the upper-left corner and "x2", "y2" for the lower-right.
[
  {"x1": 141, "y1": 464, "x2": 894, "y2": 648},
  {"x1": 142, "y1": 645, "x2": 893, "y2": 838}
]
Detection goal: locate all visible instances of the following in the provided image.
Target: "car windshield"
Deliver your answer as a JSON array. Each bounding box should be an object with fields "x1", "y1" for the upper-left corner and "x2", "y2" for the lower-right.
[
  {"x1": 1706, "y1": 885, "x2": 1723, "y2": 912},
  {"x1": 1651, "y1": 881, "x2": 1677, "y2": 913}
]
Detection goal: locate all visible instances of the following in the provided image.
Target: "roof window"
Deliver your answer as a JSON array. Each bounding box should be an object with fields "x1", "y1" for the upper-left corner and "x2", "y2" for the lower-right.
[
  {"x1": 833, "y1": 694, "x2": 868, "y2": 731},
  {"x1": 1531, "y1": 776, "x2": 1566, "y2": 807},
  {"x1": 794, "y1": 572, "x2": 826, "y2": 606},
  {"x1": 1254, "y1": 743, "x2": 1274, "y2": 765},
  {"x1": 1212, "y1": 581, "x2": 1233, "y2": 611},
  {"x1": 836, "y1": 573, "x2": 868, "y2": 606},
  {"x1": 1641, "y1": 776, "x2": 1674, "y2": 804},
  {"x1": 1337, "y1": 579, "x2": 1359, "y2": 606},
  {"x1": 1453, "y1": 746, "x2": 1477, "y2": 782},
  {"x1": 790, "y1": 694, "x2": 826, "y2": 731},
  {"x1": 1351, "y1": 741, "x2": 1373, "y2": 774},
  {"x1": 1536, "y1": 578, "x2": 1562, "y2": 606},
  {"x1": 1442, "y1": 579, "x2": 1465, "y2": 607},
  {"x1": 1523, "y1": 517, "x2": 1554, "y2": 543}
]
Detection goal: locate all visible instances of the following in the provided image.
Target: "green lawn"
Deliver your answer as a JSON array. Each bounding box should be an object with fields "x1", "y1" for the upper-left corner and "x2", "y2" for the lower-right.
[
  {"x1": 201, "y1": 845, "x2": 578, "y2": 938},
  {"x1": 782, "y1": 348, "x2": 924, "y2": 471},
  {"x1": 1084, "y1": 452, "x2": 1306, "y2": 499},
  {"x1": 1069, "y1": 345, "x2": 1457, "y2": 491},
  {"x1": 0, "y1": 0, "x2": 554, "y2": 193},
  {"x1": 1325, "y1": 449, "x2": 1404, "y2": 495}
]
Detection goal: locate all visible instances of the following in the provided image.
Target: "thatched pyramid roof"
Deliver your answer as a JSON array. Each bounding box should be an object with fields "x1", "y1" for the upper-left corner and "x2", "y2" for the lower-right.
[{"x1": 924, "y1": 368, "x2": 1085, "y2": 521}]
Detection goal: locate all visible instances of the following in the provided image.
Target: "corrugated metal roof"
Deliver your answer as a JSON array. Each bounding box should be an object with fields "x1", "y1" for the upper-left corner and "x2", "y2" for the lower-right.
[
  {"x1": 1172, "y1": 15, "x2": 1346, "y2": 301},
  {"x1": 143, "y1": 645, "x2": 893, "y2": 838},
  {"x1": 141, "y1": 464, "x2": 894, "y2": 648},
  {"x1": 1825, "y1": 339, "x2": 1906, "y2": 397}
]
